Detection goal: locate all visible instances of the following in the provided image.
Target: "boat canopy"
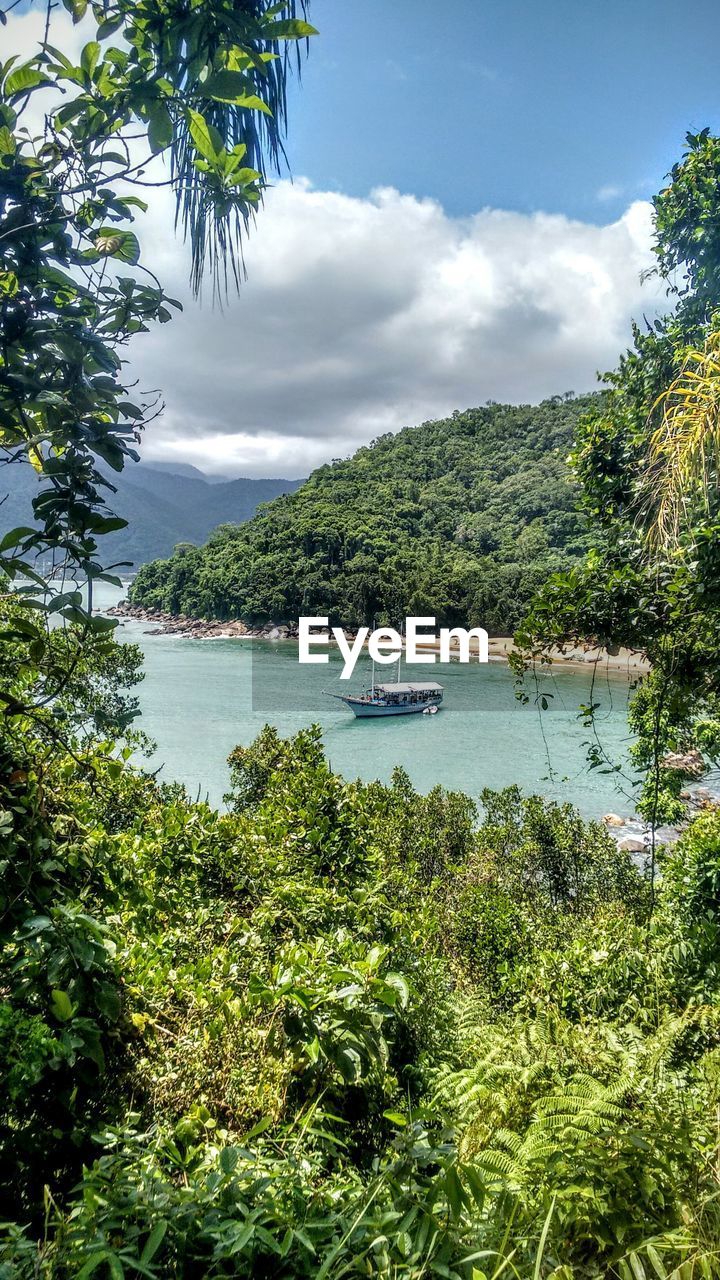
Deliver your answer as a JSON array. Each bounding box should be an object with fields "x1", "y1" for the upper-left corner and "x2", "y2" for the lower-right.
[{"x1": 373, "y1": 682, "x2": 443, "y2": 693}]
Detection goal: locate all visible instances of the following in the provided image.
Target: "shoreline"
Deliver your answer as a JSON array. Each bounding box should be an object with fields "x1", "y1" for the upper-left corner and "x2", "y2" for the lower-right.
[
  {"x1": 104, "y1": 602, "x2": 650, "y2": 675},
  {"x1": 103, "y1": 602, "x2": 718, "y2": 841}
]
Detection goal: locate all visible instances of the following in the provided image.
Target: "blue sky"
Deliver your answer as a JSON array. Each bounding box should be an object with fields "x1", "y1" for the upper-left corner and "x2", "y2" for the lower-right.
[
  {"x1": 287, "y1": 0, "x2": 720, "y2": 223},
  {"x1": 5, "y1": 1, "x2": 695, "y2": 472}
]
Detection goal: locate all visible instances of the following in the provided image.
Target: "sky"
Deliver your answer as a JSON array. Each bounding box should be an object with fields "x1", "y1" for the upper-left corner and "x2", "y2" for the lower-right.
[
  {"x1": 8, "y1": 1, "x2": 720, "y2": 477},
  {"x1": 289, "y1": 0, "x2": 720, "y2": 225}
]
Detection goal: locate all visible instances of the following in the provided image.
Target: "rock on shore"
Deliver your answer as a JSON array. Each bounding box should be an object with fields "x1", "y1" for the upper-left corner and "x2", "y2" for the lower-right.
[
  {"x1": 601, "y1": 782, "x2": 720, "y2": 855},
  {"x1": 104, "y1": 601, "x2": 300, "y2": 641}
]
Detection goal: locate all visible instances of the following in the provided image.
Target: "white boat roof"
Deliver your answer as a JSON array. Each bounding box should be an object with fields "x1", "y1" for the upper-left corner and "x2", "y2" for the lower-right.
[{"x1": 374, "y1": 682, "x2": 443, "y2": 693}]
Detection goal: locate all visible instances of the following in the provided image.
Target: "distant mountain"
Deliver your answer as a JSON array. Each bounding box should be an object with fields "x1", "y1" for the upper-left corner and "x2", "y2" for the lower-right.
[
  {"x1": 1, "y1": 461, "x2": 304, "y2": 571},
  {"x1": 140, "y1": 461, "x2": 234, "y2": 484},
  {"x1": 140, "y1": 461, "x2": 214, "y2": 481}
]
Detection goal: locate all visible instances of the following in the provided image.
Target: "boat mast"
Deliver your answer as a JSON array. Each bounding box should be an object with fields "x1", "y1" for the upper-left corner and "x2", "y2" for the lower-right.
[{"x1": 371, "y1": 613, "x2": 376, "y2": 692}]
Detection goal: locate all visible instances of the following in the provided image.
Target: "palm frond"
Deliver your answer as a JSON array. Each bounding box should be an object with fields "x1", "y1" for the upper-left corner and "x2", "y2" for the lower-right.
[
  {"x1": 644, "y1": 331, "x2": 720, "y2": 547},
  {"x1": 131, "y1": 0, "x2": 313, "y2": 295}
]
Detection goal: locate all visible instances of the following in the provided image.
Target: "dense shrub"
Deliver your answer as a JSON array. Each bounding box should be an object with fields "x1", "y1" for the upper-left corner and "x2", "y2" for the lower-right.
[{"x1": 3, "y1": 727, "x2": 720, "y2": 1276}]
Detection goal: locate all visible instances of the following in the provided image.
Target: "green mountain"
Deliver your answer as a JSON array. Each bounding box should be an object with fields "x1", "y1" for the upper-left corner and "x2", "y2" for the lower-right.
[
  {"x1": 130, "y1": 395, "x2": 598, "y2": 633},
  {"x1": 1, "y1": 463, "x2": 303, "y2": 570}
]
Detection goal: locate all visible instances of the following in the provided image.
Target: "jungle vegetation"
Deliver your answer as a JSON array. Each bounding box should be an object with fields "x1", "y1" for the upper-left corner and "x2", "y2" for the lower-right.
[
  {"x1": 3, "y1": 720, "x2": 720, "y2": 1278},
  {"x1": 129, "y1": 393, "x2": 596, "y2": 635},
  {"x1": 3, "y1": 0, "x2": 720, "y2": 1272},
  {"x1": 515, "y1": 130, "x2": 720, "y2": 828}
]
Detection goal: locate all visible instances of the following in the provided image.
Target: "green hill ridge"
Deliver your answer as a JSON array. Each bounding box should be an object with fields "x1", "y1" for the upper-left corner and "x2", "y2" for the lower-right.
[{"x1": 130, "y1": 394, "x2": 598, "y2": 633}]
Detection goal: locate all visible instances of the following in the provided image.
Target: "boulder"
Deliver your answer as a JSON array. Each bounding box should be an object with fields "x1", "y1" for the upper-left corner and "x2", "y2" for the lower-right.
[
  {"x1": 617, "y1": 836, "x2": 646, "y2": 853},
  {"x1": 661, "y1": 749, "x2": 704, "y2": 776},
  {"x1": 602, "y1": 813, "x2": 625, "y2": 827}
]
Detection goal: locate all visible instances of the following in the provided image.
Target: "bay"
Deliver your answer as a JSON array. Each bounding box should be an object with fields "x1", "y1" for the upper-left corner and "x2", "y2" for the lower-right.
[{"x1": 95, "y1": 582, "x2": 639, "y2": 816}]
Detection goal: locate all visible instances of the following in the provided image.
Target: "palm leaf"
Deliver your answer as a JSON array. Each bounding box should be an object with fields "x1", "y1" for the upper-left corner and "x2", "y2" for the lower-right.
[
  {"x1": 124, "y1": 0, "x2": 314, "y2": 294},
  {"x1": 645, "y1": 331, "x2": 720, "y2": 547}
]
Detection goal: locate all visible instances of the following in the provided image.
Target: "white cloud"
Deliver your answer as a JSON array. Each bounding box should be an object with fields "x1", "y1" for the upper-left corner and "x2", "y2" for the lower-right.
[
  {"x1": 597, "y1": 184, "x2": 623, "y2": 202},
  {"x1": 4, "y1": 9, "x2": 666, "y2": 480},
  {"x1": 127, "y1": 181, "x2": 664, "y2": 476}
]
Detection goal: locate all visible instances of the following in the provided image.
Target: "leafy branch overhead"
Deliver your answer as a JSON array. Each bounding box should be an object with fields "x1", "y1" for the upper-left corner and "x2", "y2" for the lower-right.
[{"x1": 0, "y1": 0, "x2": 315, "y2": 728}]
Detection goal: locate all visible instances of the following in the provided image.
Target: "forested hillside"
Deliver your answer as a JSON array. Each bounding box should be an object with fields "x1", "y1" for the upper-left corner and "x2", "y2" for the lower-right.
[
  {"x1": 9, "y1": 0, "x2": 720, "y2": 1268},
  {"x1": 1, "y1": 463, "x2": 302, "y2": 569},
  {"x1": 130, "y1": 394, "x2": 596, "y2": 632}
]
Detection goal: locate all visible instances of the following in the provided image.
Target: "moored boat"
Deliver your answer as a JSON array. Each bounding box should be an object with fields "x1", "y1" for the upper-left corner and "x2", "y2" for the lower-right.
[{"x1": 330, "y1": 681, "x2": 444, "y2": 717}]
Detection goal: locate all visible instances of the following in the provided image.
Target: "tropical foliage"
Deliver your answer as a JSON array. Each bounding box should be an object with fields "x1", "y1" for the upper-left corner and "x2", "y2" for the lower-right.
[
  {"x1": 3, "y1": 718, "x2": 720, "y2": 1278},
  {"x1": 0, "y1": 0, "x2": 315, "y2": 741},
  {"x1": 514, "y1": 130, "x2": 720, "y2": 825}
]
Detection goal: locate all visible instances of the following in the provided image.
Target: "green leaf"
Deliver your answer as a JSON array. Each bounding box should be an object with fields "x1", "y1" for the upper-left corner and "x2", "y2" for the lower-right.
[
  {"x1": 644, "y1": 1245, "x2": 667, "y2": 1279},
  {"x1": 4, "y1": 65, "x2": 47, "y2": 95},
  {"x1": 81, "y1": 41, "x2": 100, "y2": 78},
  {"x1": 22, "y1": 915, "x2": 52, "y2": 935},
  {"x1": 0, "y1": 269, "x2": 17, "y2": 298},
  {"x1": 96, "y1": 14, "x2": 124, "y2": 38},
  {"x1": 86, "y1": 514, "x2": 128, "y2": 534},
  {"x1": 58, "y1": 604, "x2": 91, "y2": 625},
  {"x1": 200, "y1": 74, "x2": 272, "y2": 113},
  {"x1": 188, "y1": 109, "x2": 224, "y2": 162},
  {"x1": 444, "y1": 1165, "x2": 467, "y2": 1220},
  {"x1": 0, "y1": 527, "x2": 36, "y2": 553},
  {"x1": 50, "y1": 989, "x2": 74, "y2": 1022},
  {"x1": 534, "y1": 1196, "x2": 556, "y2": 1280},
  {"x1": 219, "y1": 1146, "x2": 239, "y2": 1174},
  {"x1": 77, "y1": 1252, "x2": 113, "y2": 1279},
  {"x1": 61, "y1": 0, "x2": 88, "y2": 22},
  {"x1": 0, "y1": 126, "x2": 16, "y2": 156},
  {"x1": 267, "y1": 19, "x2": 318, "y2": 39},
  {"x1": 233, "y1": 93, "x2": 272, "y2": 116},
  {"x1": 140, "y1": 1221, "x2": 168, "y2": 1266},
  {"x1": 148, "y1": 102, "x2": 173, "y2": 153},
  {"x1": 627, "y1": 1254, "x2": 647, "y2": 1280},
  {"x1": 200, "y1": 70, "x2": 252, "y2": 103},
  {"x1": 337, "y1": 1047, "x2": 362, "y2": 1081},
  {"x1": 243, "y1": 1115, "x2": 272, "y2": 1140},
  {"x1": 94, "y1": 228, "x2": 140, "y2": 265},
  {"x1": 113, "y1": 195, "x2": 149, "y2": 213},
  {"x1": 384, "y1": 972, "x2": 410, "y2": 1007},
  {"x1": 382, "y1": 1110, "x2": 408, "y2": 1127},
  {"x1": 0, "y1": 621, "x2": 44, "y2": 644},
  {"x1": 47, "y1": 590, "x2": 84, "y2": 614},
  {"x1": 118, "y1": 401, "x2": 144, "y2": 420}
]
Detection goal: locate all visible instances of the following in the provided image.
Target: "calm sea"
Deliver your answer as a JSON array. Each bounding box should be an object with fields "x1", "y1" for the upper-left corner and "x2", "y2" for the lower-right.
[{"x1": 95, "y1": 582, "x2": 639, "y2": 816}]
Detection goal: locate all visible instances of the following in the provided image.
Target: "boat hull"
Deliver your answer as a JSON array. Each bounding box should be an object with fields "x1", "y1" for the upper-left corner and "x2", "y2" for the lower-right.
[{"x1": 340, "y1": 696, "x2": 443, "y2": 718}]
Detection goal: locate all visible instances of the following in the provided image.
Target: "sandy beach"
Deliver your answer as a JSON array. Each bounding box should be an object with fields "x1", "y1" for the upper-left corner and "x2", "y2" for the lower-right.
[{"x1": 104, "y1": 602, "x2": 650, "y2": 676}]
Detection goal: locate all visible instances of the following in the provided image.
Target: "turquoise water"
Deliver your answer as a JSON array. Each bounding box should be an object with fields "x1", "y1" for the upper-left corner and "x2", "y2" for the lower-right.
[{"x1": 97, "y1": 583, "x2": 640, "y2": 816}]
